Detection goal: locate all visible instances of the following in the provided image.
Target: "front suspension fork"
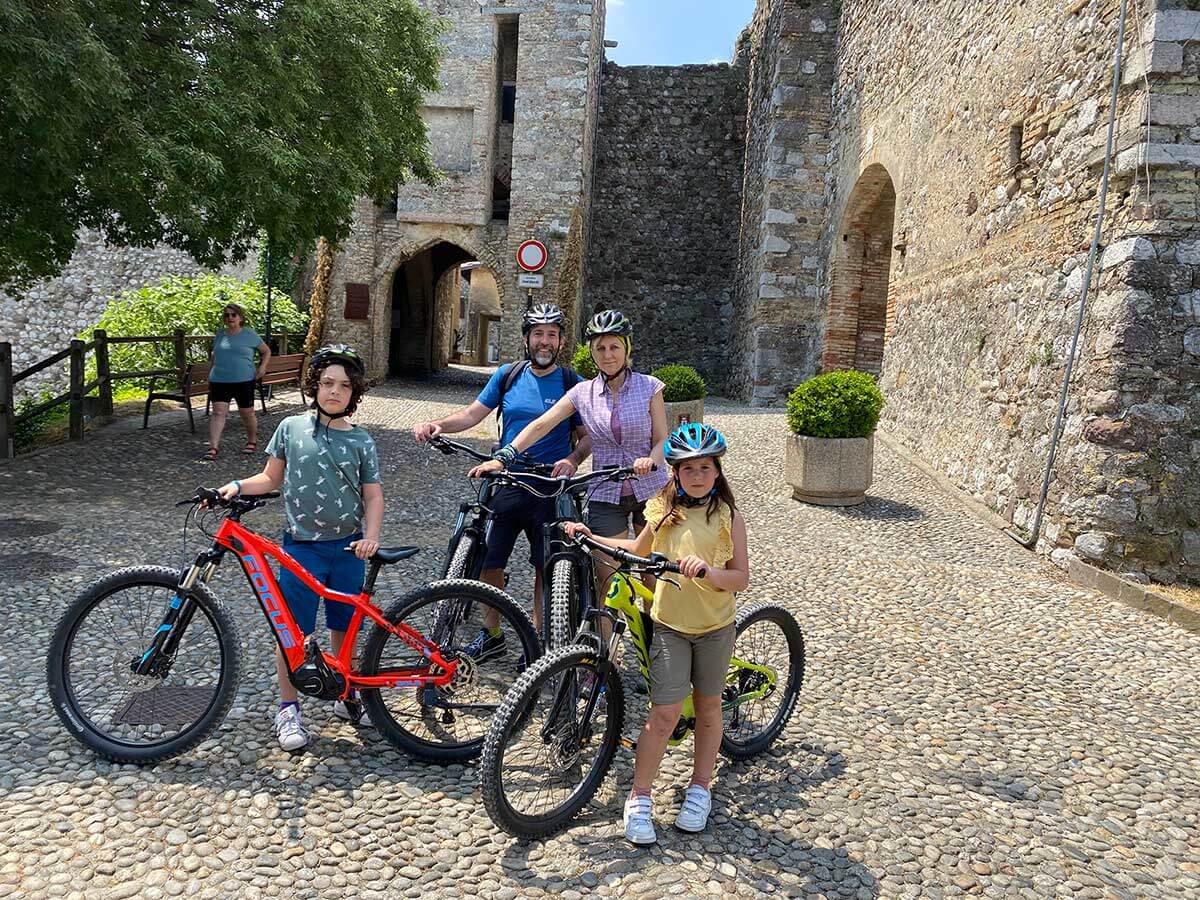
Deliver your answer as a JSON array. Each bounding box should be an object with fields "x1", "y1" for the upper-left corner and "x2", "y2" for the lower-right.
[{"x1": 131, "y1": 559, "x2": 218, "y2": 676}]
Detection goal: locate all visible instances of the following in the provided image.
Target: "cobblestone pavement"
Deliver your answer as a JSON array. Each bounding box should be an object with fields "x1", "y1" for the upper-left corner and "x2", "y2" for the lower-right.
[{"x1": 1, "y1": 368, "x2": 1198, "y2": 899}]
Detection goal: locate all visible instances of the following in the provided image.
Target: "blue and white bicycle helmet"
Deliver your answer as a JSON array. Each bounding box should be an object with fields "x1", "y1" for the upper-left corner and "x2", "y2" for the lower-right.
[{"x1": 663, "y1": 423, "x2": 727, "y2": 465}]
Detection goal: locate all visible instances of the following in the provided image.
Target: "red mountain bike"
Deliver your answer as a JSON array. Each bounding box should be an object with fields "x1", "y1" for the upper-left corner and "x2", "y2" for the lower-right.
[{"x1": 46, "y1": 488, "x2": 538, "y2": 764}]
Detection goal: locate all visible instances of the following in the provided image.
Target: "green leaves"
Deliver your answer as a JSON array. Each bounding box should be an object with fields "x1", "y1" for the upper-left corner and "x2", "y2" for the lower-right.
[
  {"x1": 572, "y1": 344, "x2": 599, "y2": 379},
  {"x1": 651, "y1": 365, "x2": 707, "y2": 403},
  {"x1": 786, "y1": 370, "x2": 885, "y2": 439},
  {"x1": 1, "y1": 0, "x2": 442, "y2": 290}
]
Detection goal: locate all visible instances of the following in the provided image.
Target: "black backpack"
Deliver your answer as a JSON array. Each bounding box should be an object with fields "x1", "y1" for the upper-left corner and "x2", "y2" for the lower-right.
[{"x1": 495, "y1": 360, "x2": 577, "y2": 446}]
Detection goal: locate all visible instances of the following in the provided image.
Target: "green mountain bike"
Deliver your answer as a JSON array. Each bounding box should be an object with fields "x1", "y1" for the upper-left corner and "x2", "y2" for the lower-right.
[{"x1": 479, "y1": 534, "x2": 805, "y2": 839}]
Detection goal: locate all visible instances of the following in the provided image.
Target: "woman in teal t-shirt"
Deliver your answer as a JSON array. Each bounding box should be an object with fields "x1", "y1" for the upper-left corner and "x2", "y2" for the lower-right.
[{"x1": 204, "y1": 302, "x2": 271, "y2": 460}]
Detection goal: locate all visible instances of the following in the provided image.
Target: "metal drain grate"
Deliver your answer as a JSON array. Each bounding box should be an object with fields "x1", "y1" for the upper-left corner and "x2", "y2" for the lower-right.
[
  {"x1": 0, "y1": 518, "x2": 63, "y2": 540},
  {"x1": 113, "y1": 685, "x2": 217, "y2": 726},
  {"x1": 0, "y1": 552, "x2": 77, "y2": 578}
]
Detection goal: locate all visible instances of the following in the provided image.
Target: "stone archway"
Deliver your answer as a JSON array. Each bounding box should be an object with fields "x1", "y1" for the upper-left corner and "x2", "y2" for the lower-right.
[
  {"x1": 369, "y1": 233, "x2": 508, "y2": 379},
  {"x1": 823, "y1": 164, "x2": 897, "y2": 375}
]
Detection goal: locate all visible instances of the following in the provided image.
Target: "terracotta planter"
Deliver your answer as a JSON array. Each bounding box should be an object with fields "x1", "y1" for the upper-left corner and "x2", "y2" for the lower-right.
[
  {"x1": 663, "y1": 398, "x2": 704, "y2": 427},
  {"x1": 784, "y1": 433, "x2": 874, "y2": 506}
]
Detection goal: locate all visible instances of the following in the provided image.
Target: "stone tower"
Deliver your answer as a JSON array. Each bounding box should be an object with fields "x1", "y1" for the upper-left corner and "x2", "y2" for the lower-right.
[{"x1": 319, "y1": 0, "x2": 607, "y2": 381}]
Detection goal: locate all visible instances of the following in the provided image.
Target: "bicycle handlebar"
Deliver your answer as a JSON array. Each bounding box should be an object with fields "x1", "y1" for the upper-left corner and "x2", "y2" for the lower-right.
[
  {"x1": 426, "y1": 435, "x2": 554, "y2": 476},
  {"x1": 486, "y1": 464, "x2": 638, "y2": 498},
  {"x1": 180, "y1": 487, "x2": 281, "y2": 512},
  {"x1": 574, "y1": 533, "x2": 704, "y2": 579}
]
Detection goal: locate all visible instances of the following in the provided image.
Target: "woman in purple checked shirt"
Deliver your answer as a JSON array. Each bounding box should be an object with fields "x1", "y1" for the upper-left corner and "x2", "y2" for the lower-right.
[{"x1": 470, "y1": 309, "x2": 669, "y2": 540}]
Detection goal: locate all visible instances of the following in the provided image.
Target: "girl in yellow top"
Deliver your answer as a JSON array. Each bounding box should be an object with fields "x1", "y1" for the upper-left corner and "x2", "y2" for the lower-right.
[{"x1": 566, "y1": 423, "x2": 749, "y2": 846}]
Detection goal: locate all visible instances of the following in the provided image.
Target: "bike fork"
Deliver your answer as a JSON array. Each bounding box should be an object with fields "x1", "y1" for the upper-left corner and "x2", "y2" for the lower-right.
[{"x1": 131, "y1": 561, "x2": 215, "y2": 676}]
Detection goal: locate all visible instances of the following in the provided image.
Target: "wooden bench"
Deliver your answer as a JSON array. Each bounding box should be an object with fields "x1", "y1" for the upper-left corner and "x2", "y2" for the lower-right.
[
  {"x1": 255, "y1": 353, "x2": 307, "y2": 410},
  {"x1": 142, "y1": 353, "x2": 306, "y2": 432},
  {"x1": 143, "y1": 362, "x2": 212, "y2": 433}
]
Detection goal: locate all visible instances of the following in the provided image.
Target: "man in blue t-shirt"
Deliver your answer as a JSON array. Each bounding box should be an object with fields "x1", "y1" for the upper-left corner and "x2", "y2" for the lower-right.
[{"x1": 412, "y1": 303, "x2": 591, "y2": 659}]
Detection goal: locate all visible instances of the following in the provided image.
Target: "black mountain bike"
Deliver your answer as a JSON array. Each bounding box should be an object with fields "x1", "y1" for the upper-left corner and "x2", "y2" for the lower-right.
[
  {"x1": 426, "y1": 436, "x2": 554, "y2": 581},
  {"x1": 425, "y1": 437, "x2": 631, "y2": 652}
]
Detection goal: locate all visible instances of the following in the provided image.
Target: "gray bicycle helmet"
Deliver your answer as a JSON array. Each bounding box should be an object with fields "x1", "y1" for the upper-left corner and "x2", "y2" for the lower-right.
[
  {"x1": 522, "y1": 303, "x2": 566, "y2": 335},
  {"x1": 582, "y1": 309, "x2": 633, "y2": 341}
]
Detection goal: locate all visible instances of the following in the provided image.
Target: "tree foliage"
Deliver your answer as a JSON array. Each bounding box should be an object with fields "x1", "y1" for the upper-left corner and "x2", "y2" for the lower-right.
[{"x1": 0, "y1": 0, "x2": 442, "y2": 290}]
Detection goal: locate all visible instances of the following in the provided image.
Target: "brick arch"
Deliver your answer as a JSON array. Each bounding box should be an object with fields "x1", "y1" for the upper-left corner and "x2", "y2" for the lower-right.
[{"x1": 823, "y1": 163, "x2": 897, "y2": 375}]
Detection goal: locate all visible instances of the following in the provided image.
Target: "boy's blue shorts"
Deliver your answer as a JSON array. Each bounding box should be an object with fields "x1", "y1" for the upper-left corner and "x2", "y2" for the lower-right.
[{"x1": 278, "y1": 532, "x2": 364, "y2": 635}]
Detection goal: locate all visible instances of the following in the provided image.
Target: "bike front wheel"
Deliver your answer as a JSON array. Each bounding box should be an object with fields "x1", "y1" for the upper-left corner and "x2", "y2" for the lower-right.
[
  {"x1": 720, "y1": 602, "x2": 805, "y2": 760},
  {"x1": 360, "y1": 579, "x2": 539, "y2": 763},
  {"x1": 46, "y1": 566, "x2": 242, "y2": 764},
  {"x1": 480, "y1": 646, "x2": 625, "y2": 839},
  {"x1": 547, "y1": 556, "x2": 581, "y2": 651}
]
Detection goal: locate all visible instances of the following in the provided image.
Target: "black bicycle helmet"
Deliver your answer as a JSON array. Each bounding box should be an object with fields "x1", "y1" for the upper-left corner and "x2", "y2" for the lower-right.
[
  {"x1": 522, "y1": 303, "x2": 566, "y2": 335},
  {"x1": 582, "y1": 309, "x2": 633, "y2": 341},
  {"x1": 664, "y1": 423, "x2": 728, "y2": 465},
  {"x1": 309, "y1": 343, "x2": 365, "y2": 377}
]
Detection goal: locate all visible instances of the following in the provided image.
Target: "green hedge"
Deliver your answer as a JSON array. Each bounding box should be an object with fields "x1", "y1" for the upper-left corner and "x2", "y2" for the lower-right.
[
  {"x1": 651, "y1": 364, "x2": 706, "y2": 402},
  {"x1": 85, "y1": 275, "x2": 308, "y2": 386},
  {"x1": 571, "y1": 343, "x2": 598, "y2": 379},
  {"x1": 786, "y1": 370, "x2": 884, "y2": 439}
]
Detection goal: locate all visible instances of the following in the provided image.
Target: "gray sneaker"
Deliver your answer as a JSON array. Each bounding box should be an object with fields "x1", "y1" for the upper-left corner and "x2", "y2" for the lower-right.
[{"x1": 274, "y1": 705, "x2": 310, "y2": 751}]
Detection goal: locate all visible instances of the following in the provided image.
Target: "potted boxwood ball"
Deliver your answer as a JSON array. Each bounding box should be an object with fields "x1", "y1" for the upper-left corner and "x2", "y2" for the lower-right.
[
  {"x1": 652, "y1": 364, "x2": 706, "y2": 426},
  {"x1": 784, "y1": 370, "x2": 884, "y2": 506}
]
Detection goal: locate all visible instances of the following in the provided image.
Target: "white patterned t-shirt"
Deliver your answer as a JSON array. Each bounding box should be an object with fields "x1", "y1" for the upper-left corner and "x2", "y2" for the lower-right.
[{"x1": 265, "y1": 414, "x2": 381, "y2": 542}]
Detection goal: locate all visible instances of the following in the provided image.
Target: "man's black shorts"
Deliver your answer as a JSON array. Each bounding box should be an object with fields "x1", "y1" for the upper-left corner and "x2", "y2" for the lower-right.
[
  {"x1": 482, "y1": 484, "x2": 557, "y2": 571},
  {"x1": 210, "y1": 379, "x2": 257, "y2": 409}
]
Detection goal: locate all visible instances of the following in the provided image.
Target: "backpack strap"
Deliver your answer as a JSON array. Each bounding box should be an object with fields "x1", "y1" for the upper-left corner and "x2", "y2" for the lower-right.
[
  {"x1": 560, "y1": 365, "x2": 577, "y2": 450},
  {"x1": 495, "y1": 360, "x2": 531, "y2": 440}
]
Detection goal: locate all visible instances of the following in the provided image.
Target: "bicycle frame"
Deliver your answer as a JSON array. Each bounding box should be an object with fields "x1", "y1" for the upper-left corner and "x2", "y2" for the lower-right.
[
  {"x1": 600, "y1": 571, "x2": 779, "y2": 747},
  {"x1": 138, "y1": 516, "x2": 458, "y2": 699}
]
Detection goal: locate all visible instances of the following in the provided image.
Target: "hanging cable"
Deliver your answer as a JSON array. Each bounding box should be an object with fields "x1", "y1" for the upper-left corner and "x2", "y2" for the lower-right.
[{"x1": 1007, "y1": 0, "x2": 1129, "y2": 549}]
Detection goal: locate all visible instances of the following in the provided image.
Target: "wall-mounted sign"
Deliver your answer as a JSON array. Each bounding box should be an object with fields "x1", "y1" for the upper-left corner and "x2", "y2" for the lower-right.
[
  {"x1": 516, "y1": 239, "x2": 548, "y2": 272},
  {"x1": 344, "y1": 283, "x2": 370, "y2": 320},
  {"x1": 517, "y1": 273, "x2": 544, "y2": 288}
]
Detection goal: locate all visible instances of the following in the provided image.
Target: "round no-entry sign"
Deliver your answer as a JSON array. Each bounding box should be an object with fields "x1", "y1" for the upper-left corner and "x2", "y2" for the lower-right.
[{"x1": 516, "y1": 239, "x2": 548, "y2": 273}]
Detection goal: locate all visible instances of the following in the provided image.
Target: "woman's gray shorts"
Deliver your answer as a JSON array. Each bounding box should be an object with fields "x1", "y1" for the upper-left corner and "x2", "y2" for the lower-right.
[{"x1": 586, "y1": 495, "x2": 647, "y2": 538}]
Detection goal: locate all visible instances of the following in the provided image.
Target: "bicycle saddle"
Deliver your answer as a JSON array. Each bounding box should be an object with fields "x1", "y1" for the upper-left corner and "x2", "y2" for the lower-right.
[
  {"x1": 375, "y1": 546, "x2": 420, "y2": 564},
  {"x1": 346, "y1": 546, "x2": 420, "y2": 564}
]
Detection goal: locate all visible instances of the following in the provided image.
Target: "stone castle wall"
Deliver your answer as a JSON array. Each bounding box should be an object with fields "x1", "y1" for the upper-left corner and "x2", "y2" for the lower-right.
[
  {"x1": 0, "y1": 231, "x2": 257, "y2": 399},
  {"x1": 821, "y1": 0, "x2": 1198, "y2": 581},
  {"x1": 584, "y1": 62, "x2": 747, "y2": 391},
  {"x1": 731, "y1": 0, "x2": 840, "y2": 405}
]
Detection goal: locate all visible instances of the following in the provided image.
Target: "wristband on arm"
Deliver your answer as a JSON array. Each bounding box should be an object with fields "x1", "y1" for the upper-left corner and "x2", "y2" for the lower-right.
[{"x1": 492, "y1": 444, "x2": 518, "y2": 467}]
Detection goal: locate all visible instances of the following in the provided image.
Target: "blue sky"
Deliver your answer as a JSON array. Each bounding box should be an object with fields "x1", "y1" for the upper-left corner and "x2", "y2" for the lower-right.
[{"x1": 604, "y1": 0, "x2": 757, "y2": 66}]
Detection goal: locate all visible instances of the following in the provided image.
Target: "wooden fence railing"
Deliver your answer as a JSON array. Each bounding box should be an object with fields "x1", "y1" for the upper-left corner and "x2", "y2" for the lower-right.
[{"x1": 0, "y1": 329, "x2": 294, "y2": 459}]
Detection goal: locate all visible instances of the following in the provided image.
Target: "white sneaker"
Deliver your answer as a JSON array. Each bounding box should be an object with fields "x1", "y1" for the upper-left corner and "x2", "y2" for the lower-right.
[
  {"x1": 274, "y1": 705, "x2": 310, "y2": 751},
  {"x1": 333, "y1": 698, "x2": 374, "y2": 728},
  {"x1": 623, "y1": 793, "x2": 657, "y2": 846},
  {"x1": 674, "y1": 784, "x2": 712, "y2": 833}
]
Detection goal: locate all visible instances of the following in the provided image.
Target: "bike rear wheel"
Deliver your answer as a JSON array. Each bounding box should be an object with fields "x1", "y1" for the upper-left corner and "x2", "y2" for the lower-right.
[
  {"x1": 360, "y1": 579, "x2": 539, "y2": 763},
  {"x1": 480, "y1": 646, "x2": 625, "y2": 839},
  {"x1": 46, "y1": 566, "x2": 242, "y2": 764},
  {"x1": 720, "y1": 602, "x2": 804, "y2": 760}
]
